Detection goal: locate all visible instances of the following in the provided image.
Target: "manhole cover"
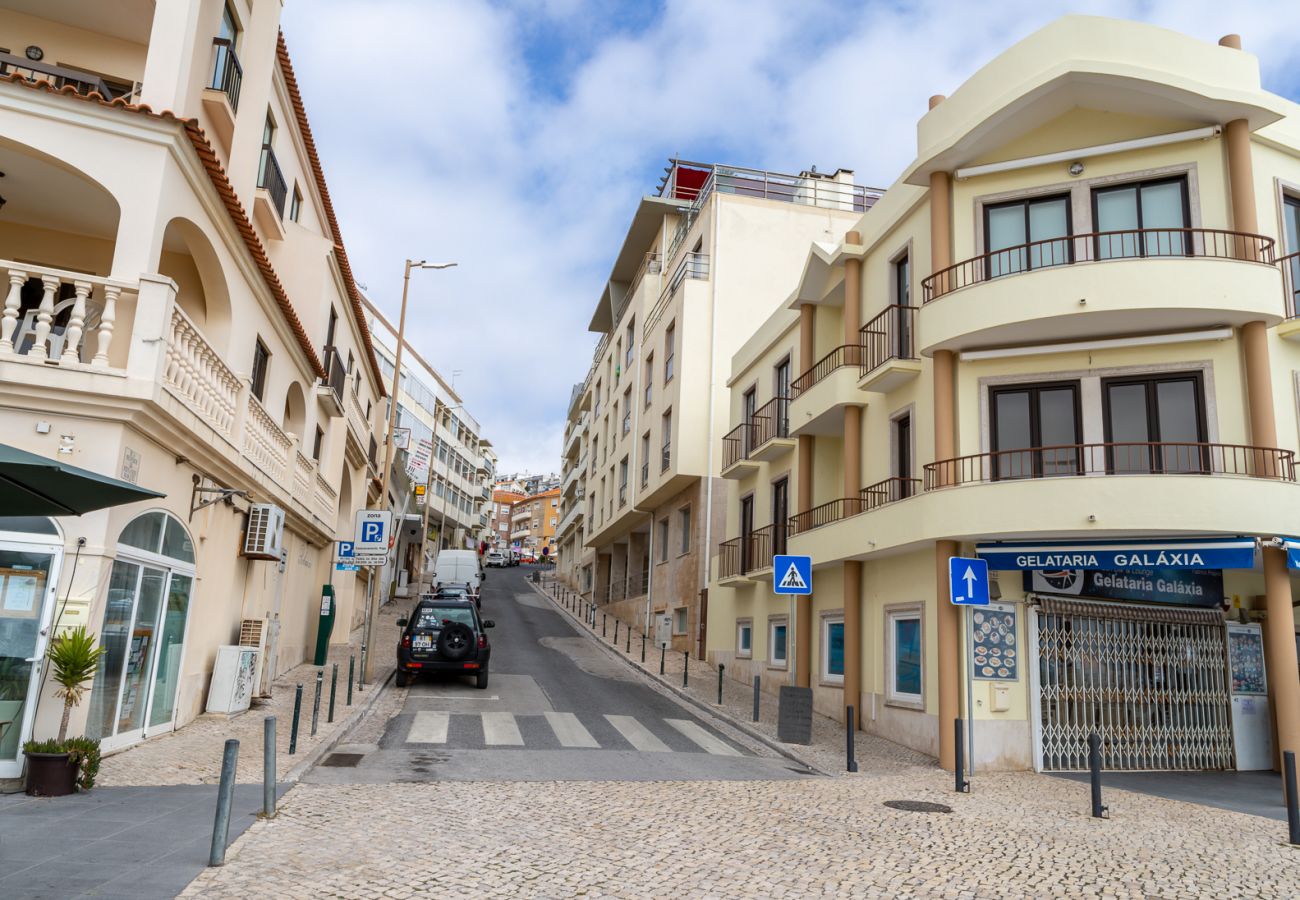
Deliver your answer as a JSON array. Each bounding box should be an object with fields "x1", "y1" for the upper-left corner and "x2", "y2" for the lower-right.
[
  {"x1": 320, "y1": 753, "x2": 364, "y2": 768},
  {"x1": 882, "y1": 800, "x2": 952, "y2": 813}
]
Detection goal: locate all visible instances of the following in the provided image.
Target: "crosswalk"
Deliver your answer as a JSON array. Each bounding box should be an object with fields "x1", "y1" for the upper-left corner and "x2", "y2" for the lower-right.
[{"x1": 405, "y1": 710, "x2": 747, "y2": 756}]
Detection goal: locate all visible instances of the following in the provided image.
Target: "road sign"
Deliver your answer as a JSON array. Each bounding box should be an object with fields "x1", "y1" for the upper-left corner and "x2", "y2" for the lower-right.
[
  {"x1": 355, "y1": 510, "x2": 393, "y2": 553},
  {"x1": 773, "y1": 555, "x2": 812, "y2": 595},
  {"x1": 349, "y1": 552, "x2": 389, "y2": 567},
  {"x1": 948, "y1": 557, "x2": 990, "y2": 606},
  {"x1": 335, "y1": 541, "x2": 355, "y2": 563}
]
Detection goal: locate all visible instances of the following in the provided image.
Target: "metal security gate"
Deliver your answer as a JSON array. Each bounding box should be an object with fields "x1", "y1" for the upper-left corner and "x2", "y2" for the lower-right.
[{"x1": 1035, "y1": 597, "x2": 1233, "y2": 771}]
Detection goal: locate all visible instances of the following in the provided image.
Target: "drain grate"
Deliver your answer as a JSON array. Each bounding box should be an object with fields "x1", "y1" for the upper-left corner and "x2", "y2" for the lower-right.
[
  {"x1": 320, "y1": 753, "x2": 364, "y2": 768},
  {"x1": 882, "y1": 800, "x2": 952, "y2": 813}
]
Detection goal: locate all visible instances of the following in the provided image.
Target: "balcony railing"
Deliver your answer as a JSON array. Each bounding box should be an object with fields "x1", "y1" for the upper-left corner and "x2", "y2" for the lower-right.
[
  {"x1": 1281, "y1": 250, "x2": 1300, "y2": 319},
  {"x1": 719, "y1": 525, "x2": 779, "y2": 578},
  {"x1": 790, "y1": 344, "x2": 866, "y2": 398},
  {"x1": 641, "y1": 460, "x2": 649, "y2": 486},
  {"x1": 321, "y1": 345, "x2": 346, "y2": 402},
  {"x1": 661, "y1": 442, "x2": 671, "y2": 472},
  {"x1": 722, "y1": 397, "x2": 791, "y2": 469},
  {"x1": 922, "y1": 228, "x2": 1277, "y2": 302},
  {"x1": 787, "y1": 477, "x2": 921, "y2": 536},
  {"x1": 0, "y1": 51, "x2": 126, "y2": 99},
  {"x1": 208, "y1": 38, "x2": 243, "y2": 111},
  {"x1": 722, "y1": 421, "x2": 757, "y2": 470},
  {"x1": 645, "y1": 252, "x2": 709, "y2": 335},
  {"x1": 860, "y1": 305, "x2": 916, "y2": 373},
  {"x1": 257, "y1": 146, "x2": 288, "y2": 218},
  {"x1": 0, "y1": 261, "x2": 133, "y2": 369},
  {"x1": 922, "y1": 442, "x2": 1296, "y2": 490}
]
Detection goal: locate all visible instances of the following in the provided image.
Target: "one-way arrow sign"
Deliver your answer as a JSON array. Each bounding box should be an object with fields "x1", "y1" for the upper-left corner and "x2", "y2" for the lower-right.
[{"x1": 948, "y1": 557, "x2": 990, "y2": 606}]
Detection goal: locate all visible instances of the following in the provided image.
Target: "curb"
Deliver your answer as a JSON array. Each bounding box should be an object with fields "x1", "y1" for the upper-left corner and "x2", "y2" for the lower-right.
[
  {"x1": 282, "y1": 668, "x2": 396, "y2": 783},
  {"x1": 530, "y1": 578, "x2": 830, "y2": 777}
]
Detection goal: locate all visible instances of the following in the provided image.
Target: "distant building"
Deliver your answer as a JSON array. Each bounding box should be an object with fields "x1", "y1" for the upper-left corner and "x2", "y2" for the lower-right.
[{"x1": 510, "y1": 488, "x2": 562, "y2": 557}]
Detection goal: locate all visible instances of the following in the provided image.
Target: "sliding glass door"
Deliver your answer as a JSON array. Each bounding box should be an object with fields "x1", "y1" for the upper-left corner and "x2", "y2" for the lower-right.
[{"x1": 0, "y1": 531, "x2": 61, "y2": 781}]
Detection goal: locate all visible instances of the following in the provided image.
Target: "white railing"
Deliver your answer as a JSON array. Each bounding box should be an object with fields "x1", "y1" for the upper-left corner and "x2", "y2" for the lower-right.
[
  {"x1": 164, "y1": 305, "x2": 241, "y2": 438},
  {"x1": 0, "y1": 261, "x2": 135, "y2": 368},
  {"x1": 345, "y1": 385, "x2": 369, "y2": 444},
  {"x1": 294, "y1": 449, "x2": 313, "y2": 496},
  {"x1": 314, "y1": 472, "x2": 338, "y2": 524},
  {"x1": 244, "y1": 394, "x2": 292, "y2": 480}
]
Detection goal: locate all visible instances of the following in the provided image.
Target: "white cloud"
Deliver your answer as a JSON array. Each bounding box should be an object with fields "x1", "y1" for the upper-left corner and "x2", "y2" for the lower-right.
[{"x1": 281, "y1": 0, "x2": 1300, "y2": 475}]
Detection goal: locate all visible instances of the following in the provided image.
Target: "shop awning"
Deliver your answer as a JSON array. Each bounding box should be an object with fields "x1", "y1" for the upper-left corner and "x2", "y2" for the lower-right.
[
  {"x1": 1281, "y1": 537, "x2": 1300, "y2": 569},
  {"x1": 0, "y1": 443, "x2": 164, "y2": 516},
  {"x1": 975, "y1": 537, "x2": 1257, "y2": 571}
]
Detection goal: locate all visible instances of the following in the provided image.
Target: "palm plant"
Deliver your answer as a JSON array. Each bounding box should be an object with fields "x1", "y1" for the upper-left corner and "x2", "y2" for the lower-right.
[{"x1": 46, "y1": 626, "x2": 107, "y2": 743}]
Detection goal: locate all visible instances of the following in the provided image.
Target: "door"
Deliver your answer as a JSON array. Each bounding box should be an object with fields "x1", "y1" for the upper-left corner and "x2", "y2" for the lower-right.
[
  {"x1": 1103, "y1": 372, "x2": 1206, "y2": 473},
  {"x1": 89, "y1": 560, "x2": 168, "y2": 750},
  {"x1": 895, "y1": 415, "x2": 913, "y2": 498},
  {"x1": 773, "y1": 359, "x2": 791, "y2": 438},
  {"x1": 990, "y1": 382, "x2": 1081, "y2": 479},
  {"x1": 984, "y1": 194, "x2": 1071, "y2": 278},
  {"x1": 742, "y1": 388, "x2": 757, "y2": 455},
  {"x1": 771, "y1": 478, "x2": 788, "y2": 557},
  {"x1": 1093, "y1": 176, "x2": 1190, "y2": 258},
  {"x1": 0, "y1": 542, "x2": 61, "y2": 780},
  {"x1": 739, "y1": 495, "x2": 754, "y2": 572}
]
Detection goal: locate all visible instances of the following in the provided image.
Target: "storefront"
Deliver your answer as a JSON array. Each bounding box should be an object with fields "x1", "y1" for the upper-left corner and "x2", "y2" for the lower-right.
[{"x1": 977, "y1": 537, "x2": 1268, "y2": 773}]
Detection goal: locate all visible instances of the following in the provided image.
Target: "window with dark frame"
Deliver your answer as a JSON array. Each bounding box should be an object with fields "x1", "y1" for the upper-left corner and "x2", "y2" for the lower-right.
[
  {"x1": 289, "y1": 183, "x2": 303, "y2": 222},
  {"x1": 1092, "y1": 176, "x2": 1190, "y2": 258},
  {"x1": 739, "y1": 494, "x2": 754, "y2": 571},
  {"x1": 1283, "y1": 195, "x2": 1300, "y2": 314},
  {"x1": 771, "y1": 477, "x2": 788, "y2": 555},
  {"x1": 989, "y1": 381, "x2": 1081, "y2": 479},
  {"x1": 678, "y1": 506, "x2": 691, "y2": 556},
  {"x1": 984, "y1": 193, "x2": 1072, "y2": 278},
  {"x1": 659, "y1": 518, "x2": 669, "y2": 562},
  {"x1": 894, "y1": 415, "x2": 913, "y2": 499},
  {"x1": 312, "y1": 425, "x2": 324, "y2": 461},
  {"x1": 664, "y1": 323, "x2": 676, "y2": 383},
  {"x1": 250, "y1": 338, "x2": 270, "y2": 401},
  {"x1": 1102, "y1": 371, "x2": 1207, "y2": 474}
]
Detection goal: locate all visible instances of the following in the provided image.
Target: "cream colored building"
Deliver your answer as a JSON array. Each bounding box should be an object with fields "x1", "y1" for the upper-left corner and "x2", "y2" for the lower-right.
[
  {"x1": 708, "y1": 16, "x2": 1300, "y2": 776},
  {"x1": 557, "y1": 159, "x2": 877, "y2": 651},
  {"x1": 0, "y1": 1, "x2": 387, "y2": 782}
]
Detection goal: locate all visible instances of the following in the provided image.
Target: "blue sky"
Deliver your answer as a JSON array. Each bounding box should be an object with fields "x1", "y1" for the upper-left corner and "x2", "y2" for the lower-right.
[{"x1": 280, "y1": 0, "x2": 1300, "y2": 475}]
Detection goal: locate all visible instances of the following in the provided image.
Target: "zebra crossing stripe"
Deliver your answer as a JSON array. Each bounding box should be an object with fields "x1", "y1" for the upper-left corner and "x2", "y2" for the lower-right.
[
  {"x1": 407, "y1": 711, "x2": 449, "y2": 744},
  {"x1": 544, "y1": 711, "x2": 599, "y2": 748},
  {"x1": 665, "y1": 718, "x2": 741, "y2": 756},
  {"x1": 604, "y1": 714, "x2": 671, "y2": 752},
  {"x1": 481, "y1": 711, "x2": 524, "y2": 745}
]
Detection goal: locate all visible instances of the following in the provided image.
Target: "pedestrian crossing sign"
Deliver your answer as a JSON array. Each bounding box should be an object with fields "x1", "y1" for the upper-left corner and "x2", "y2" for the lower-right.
[{"x1": 773, "y1": 555, "x2": 812, "y2": 595}]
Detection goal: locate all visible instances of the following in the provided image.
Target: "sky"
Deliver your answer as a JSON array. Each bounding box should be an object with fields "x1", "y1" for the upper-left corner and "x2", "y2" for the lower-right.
[{"x1": 279, "y1": 0, "x2": 1300, "y2": 476}]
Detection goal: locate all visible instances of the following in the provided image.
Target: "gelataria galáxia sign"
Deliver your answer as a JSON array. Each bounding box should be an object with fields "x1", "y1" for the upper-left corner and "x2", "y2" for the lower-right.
[
  {"x1": 1024, "y1": 568, "x2": 1225, "y2": 608},
  {"x1": 976, "y1": 540, "x2": 1256, "y2": 572}
]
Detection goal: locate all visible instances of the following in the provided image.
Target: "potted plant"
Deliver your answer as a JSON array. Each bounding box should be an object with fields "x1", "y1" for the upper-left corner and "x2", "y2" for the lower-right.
[{"x1": 24, "y1": 626, "x2": 107, "y2": 797}]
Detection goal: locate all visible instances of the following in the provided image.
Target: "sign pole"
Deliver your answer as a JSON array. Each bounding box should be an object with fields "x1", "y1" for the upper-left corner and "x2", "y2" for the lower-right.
[{"x1": 966, "y1": 604, "x2": 975, "y2": 777}]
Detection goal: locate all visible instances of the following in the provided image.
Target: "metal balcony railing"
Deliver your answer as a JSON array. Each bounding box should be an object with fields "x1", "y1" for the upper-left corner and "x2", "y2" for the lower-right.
[
  {"x1": 208, "y1": 38, "x2": 243, "y2": 111},
  {"x1": 790, "y1": 345, "x2": 866, "y2": 399},
  {"x1": 321, "y1": 346, "x2": 346, "y2": 402},
  {"x1": 787, "y1": 477, "x2": 921, "y2": 536},
  {"x1": 257, "y1": 146, "x2": 288, "y2": 218},
  {"x1": 0, "y1": 51, "x2": 124, "y2": 99},
  {"x1": 645, "y1": 253, "x2": 709, "y2": 335},
  {"x1": 860, "y1": 305, "x2": 916, "y2": 373},
  {"x1": 719, "y1": 524, "x2": 779, "y2": 578}
]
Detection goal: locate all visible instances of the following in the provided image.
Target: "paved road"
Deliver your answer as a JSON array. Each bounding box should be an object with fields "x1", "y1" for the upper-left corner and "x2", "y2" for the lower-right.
[{"x1": 304, "y1": 566, "x2": 805, "y2": 782}]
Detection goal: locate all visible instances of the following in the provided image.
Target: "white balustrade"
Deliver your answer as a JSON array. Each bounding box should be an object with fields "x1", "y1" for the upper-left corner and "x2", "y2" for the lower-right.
[
  {"x1": 243, "y1": 394, "x2": 292, "y2": 480},
  {"x1": 163, "y1": 306, "x2": 241, "y2": 437},
  {"x1": 0, "y1": 259, "x2": 134, "y2": 367},
  {"x1": 314, "y1": 472, "x2": 338, "y2": 523},
  {"x1": 295, "y1": 449, "x2": 313, "y2": 496}
]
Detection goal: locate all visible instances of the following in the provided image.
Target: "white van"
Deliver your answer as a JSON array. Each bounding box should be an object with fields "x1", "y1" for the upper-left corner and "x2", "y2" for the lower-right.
[{"x1": 433, "y1": 549, "x2": 484, "y2": 592}]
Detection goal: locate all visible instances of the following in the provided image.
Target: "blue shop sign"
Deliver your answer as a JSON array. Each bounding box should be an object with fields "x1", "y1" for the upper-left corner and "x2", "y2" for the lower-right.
[
  {"x1": 1024, "y1": 568, "x2": 1225, "y2": 609},
  {"x1": 976, "y1": 538, "x2": 1256, "y2": 572},
  {"x1": 1282, "y1": 538, "x2": 1300, "y2": 570}
]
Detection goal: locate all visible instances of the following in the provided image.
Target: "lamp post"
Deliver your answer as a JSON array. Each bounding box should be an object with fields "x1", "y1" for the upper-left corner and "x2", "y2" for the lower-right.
[{"x1": 362, "y1": 259, "x2": 456, "y2": 684}]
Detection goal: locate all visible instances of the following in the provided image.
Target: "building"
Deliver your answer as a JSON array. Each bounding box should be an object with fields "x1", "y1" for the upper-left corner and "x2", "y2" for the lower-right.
[
  {"x1": 491, "y1": 489, "x2": 525, "y2": 548},
  {"x1": 0, "y1": 0, "x2": 388, "y2": 780},
  {"x1": 557, "y1": 158, "x2": 877, "y2": 650},
  {"x1": 707, "y1": 16, "x2": 1300, "y2": 775},
  {"x1": 366, "y1": 297, "x2": 495, "y2": 589},
  {"x1": 510, "y1": 488, "x2": 561, "y2": 557}
]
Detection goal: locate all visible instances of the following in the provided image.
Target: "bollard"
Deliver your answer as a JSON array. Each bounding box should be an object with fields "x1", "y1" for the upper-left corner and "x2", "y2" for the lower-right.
[
  {"x1": 328, "y1": 663, "x2": 338, "y2": 724},
  {"x1": 846, "y1": 705, "x2": 859, "y2": 773},
  {"x1": 614, "y1": 619, "x2": 619, "y2": 644},
  {"x1": 641, "y1": 634, "x2": 646, "y2": 663},
  {"x1": 752, "y1": 676, "x2": 761, "y2": 722},
  {"x1": 954, "y1": 718, "x2": 969, "y2": 793},
  {"x1": 311, "y1": 670, "x2": 323, "y2": 737},
  {"x1": 717, "y1": 664, "x2": 725, "y2": 704},
  {"x1": 358, "y1": 641, "x2": 367, "y2": 692},
  {"x1": 263, "y1": 716, "x2": 276, "y2": 819},
  {"x1": 347, "y1": 655, "x2": 355, "y2": 705},
  {"x1": 660, "y1": 646, "x2": 665, "y2": 675},
  {"x1": 1088, "y1": 732, "x2": 1107, "y2": 818},
  {"x1": 289, "y1": 684, "x2": 303, "y2": 755},
  {"x1": 208, "y1": 738, "x2": 240, "y2": 866},
  {"x1": 1286, "y1": 751, "x2": 1300, "y2": 845},
  {"x1": 602, "y1": 614, "x2": 606, "y2": 637},
  {"x1": 682, "y1": 651, "x2": 689, "y2": 688},
  {"x1": 626, "y1": 626, "x2": 631, "y2": 654}
]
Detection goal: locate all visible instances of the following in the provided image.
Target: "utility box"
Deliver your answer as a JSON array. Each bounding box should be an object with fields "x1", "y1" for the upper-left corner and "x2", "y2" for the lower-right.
[
  {"x1": 313, "y1": 584, "x2": 336, "y2": 666},
  {"x1": 206, "y1": 645, "x2": 259, "y2": 715},
  {"x1": 777, "y1": 685, "x2": 814, "y2": 744},
  {"x1": 655, "y1": 614, "x2": 673, "y2": 649}
]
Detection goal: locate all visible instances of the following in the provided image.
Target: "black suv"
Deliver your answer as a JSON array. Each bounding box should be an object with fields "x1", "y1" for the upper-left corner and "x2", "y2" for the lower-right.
[{"x1": 395, "y1": 600, "x2": 493, "y2": 689}]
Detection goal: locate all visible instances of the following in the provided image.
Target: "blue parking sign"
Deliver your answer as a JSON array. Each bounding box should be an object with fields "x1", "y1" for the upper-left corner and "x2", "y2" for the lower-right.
[{"x1": 773, "y1": 555, "x2": 812, "y2": 595}]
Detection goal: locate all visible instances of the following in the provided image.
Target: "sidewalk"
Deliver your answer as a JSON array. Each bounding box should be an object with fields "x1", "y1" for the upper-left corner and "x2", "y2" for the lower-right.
[
  {"x1": 536, "y1": 576, "x2": 934, "y2": 777},
  {"x1": 97, "y1": 601, "x2": 404, "y2": 786}
]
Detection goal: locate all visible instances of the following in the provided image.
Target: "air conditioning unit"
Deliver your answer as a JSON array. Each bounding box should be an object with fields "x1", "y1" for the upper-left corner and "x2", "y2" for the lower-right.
[
  {"x1": 243, "y1": 504, "x2": 285, "y2": 560},
  {"x1": 238, "y1": 618, "x2": 269, "y2": 697}
]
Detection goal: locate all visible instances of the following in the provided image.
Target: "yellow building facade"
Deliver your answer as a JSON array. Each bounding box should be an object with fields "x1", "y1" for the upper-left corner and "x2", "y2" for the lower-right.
[{"x1": 708, "y1": 17, "x2": 1300, "y2": 774}]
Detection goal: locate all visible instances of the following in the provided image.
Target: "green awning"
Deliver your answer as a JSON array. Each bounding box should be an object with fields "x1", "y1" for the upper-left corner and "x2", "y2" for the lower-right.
[{"x1": 0, "y1": 444, "x2": 165, "y2": 516}]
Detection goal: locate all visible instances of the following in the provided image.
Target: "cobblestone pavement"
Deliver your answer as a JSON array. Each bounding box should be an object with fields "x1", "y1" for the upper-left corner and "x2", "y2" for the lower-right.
[
  {"x1": 98, "y1": 602, "x2": 404, "y2": 786},
  {"x1": 182, "y1": 770, "x2": 1300, "y2": 898}
]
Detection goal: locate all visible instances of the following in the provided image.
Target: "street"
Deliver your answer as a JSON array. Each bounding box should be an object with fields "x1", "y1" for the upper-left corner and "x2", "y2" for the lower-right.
[{"x1": 304, "y1": 566, "x2": 803, "y2": 784}]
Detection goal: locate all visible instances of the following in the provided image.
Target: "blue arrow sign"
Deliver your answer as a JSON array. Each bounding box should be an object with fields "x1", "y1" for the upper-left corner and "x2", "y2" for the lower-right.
[
  {"x1": 773, "y1": 555, "x2": 812, "y2": 595},
  {"x1": 948, "y1": 557, "x2": 990, "y2": 606}
]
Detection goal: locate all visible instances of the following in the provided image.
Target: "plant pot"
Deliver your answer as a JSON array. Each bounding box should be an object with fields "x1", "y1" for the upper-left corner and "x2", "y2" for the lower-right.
[{"x1": 25, "y1": 751, "x2": 78, "y2": 797}]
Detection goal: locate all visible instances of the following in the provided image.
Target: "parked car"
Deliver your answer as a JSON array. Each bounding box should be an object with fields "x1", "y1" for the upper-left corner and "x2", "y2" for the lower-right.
[
  {"x1": 507, "y1": 550, "x2": 521, "y2": 567},
  {"x1": 395, "y1": 599, "x2": 493, "y2": 689},
  {"x1": 485, "y1": 550, "x2": 506, "y2": 568},
  {"x1": 426, "y1": 583, "x2": 479, "y2": 609},
  {"x1": 433, "y1": 549, "x2": 483, "y2": 591}
]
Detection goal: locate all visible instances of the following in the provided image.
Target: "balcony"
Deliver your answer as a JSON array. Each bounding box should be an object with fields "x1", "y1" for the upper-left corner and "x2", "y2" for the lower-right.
[
  {"x1": 721, "y1": 397, "x2": 795, "y2": 479},
  {"x1": 316, "y1": 346, "x2": 346, "y2": 417},
  {"x1": 717, "y1": 524, "x2": 779, "y2": 585},
  {"x1": 201, "y1": 38, "x2": 242, "y2": 150},
  {"x1": 787, "y1": 477, "x2": 921, "y2": 537},
  {"x1": 789, "y1": 345, "x2": 866, "y2": 436},
  {"x1": 721, "y1": 421, "x2": 760, "y2": 479},
  {"x1": 645, "y1": 252, "x2": 709, "y2": 335},
  {"x1": 0, "y1": 51, "x2": 133, "y2": 100},
  {"x1": 254, "y1": 146, "x2": 288, "y2": 241},
  {"x1": 918, "y1": 229, "x2": 1282, "y2": 355},
  {"x1": 858, "y1": 305, "x2": 920, "y2": 393}
]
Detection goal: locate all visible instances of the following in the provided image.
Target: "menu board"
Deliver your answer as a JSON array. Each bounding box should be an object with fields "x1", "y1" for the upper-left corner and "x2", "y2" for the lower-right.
[{"x1": 971, "y1": 604, "x2": 1017, "y2": 681}]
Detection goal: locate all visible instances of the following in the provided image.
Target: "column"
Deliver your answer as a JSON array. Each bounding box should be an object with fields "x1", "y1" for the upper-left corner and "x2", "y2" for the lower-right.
[
  {"x1": 796, "y1": 302, "x2": 816, "y2": 688},
  {"x1": 139, "y1": 0, "x2": 206, "y2": 113}
]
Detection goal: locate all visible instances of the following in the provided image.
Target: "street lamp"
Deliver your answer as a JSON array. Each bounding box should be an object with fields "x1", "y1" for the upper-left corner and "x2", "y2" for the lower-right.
[{"x1": 362, "y1": 259, "x2": 456, "y2": 684}]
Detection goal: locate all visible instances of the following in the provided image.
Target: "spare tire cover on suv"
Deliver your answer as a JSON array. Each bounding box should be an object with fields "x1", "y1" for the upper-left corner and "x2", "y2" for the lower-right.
[{"x1": 437, "y1": 621, "x2": 475, "y2": 661}]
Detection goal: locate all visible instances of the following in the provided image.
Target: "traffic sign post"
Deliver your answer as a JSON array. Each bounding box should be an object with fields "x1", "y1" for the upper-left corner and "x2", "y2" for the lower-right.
[
  {"x1": 773, "y1": 555, "x2": 812, "y2": 595},
  {"x1": 948, "y1": 556, "x2": 989, "y2": 782}
]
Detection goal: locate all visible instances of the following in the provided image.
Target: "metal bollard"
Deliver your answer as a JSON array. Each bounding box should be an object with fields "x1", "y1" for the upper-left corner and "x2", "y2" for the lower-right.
[
  {"x1": 347, "y1": 655, "x2": 355, "y2": 705},
  {"x1": 954, "y1": 718, "x2": 969, "y2": 793},
  {"x1": 1088, "y1": 732, "x2": 1107, "y2": 818},
  {"x1": 641, "y1": 634, "x2": 646, "y2": 663},
  {"x1": 846, "y1": 705, "x2": 859, "y2": 773},
  {"x1": 289, "y1": 684, "x2": 303, "y2": 755},
  {"x1": 626, "y1": 626, "x2": 631, "y2": 654},
  {"x1": 357, "y1": 641, "x2": 366, "y2": 692},
  {"x1": 602, "y1": 614, "x2": 606, "y2": 637},
  {"x1": 263, "y1": 717, "x2": 276, "y2": 818},
  {"x1": 208, "y1": 738, "x2": 239, "y2": 866},
  {"x1": 311, "y1": 670, "x2": 323, "y2": 737},
  {"x1": 328, "y1": 663, "x2": 338, "y2": 724},
  {"x1": 660, "y1": 646, "x2": 665, "y2": 675},
  {"x1": 1286, "y1": 751, "x2": 1300, "y2": 845},
  {"x1": 717, "y1": 664, "x2": 725, "y2": 704},
  {"x1": 752, "y1": 676, "x2": 761, "y2": 722},
  {"x1": 682, "y1": 651, "x2": 689, "y2": 688},
  {"x1": 614, "y1": 619, "x2": 619, "y2": 644}
]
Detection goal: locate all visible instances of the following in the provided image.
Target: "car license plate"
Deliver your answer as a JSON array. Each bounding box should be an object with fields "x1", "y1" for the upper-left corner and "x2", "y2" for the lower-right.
[{"x1": 412, "y1": 635, "x2": 432, "y2": 650}]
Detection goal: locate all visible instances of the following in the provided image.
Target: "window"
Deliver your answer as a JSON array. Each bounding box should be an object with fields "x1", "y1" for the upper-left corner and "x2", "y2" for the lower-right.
[
  {"x1": 1103, "y1": 372, "x2": 1206, "y2": 473},
  {"x1": 550, "y1": 517, "x2": 557, "y2": 527},
  {"x1": 661, "y1": 409, "x2": 672, "y2": 471},
  {"x1": 289, "y1": 183, "x2": 303, "y2": 222},
  {"x1": 594, "y1": 380, "x2": 602, "y2": 417},
  {"x1": 641, "y1": 433, "x2": 650, "y2": 485},
  {"x1": 821, "y1": 616, "x2": 845, "y2": 684},
  {"x1": 673, "y1": 607, "x2": 688, "y2": 634},
  {"x1": 622, "y1": 387, "x2": 632, "y2": 434},
  {"x1": 771, "y1": 477, "x2": 788, "y2": 555},
  {"x1": 258, "y1": 111, "x2": 276, "y2": 184},
  {"x1": 886, "y1": 607, "x2": 923, "y2": 708},
  {"x1": 618, "y1": 457, "x2": 628, "y2": 506},
  {"x1": 658, "y1": 519, "x2": 669, "y2": 562},
  {"x1": 774, "y1": 357, "x2": 791, "y2": 400},
  {"x1": 250, "y1": 338, "x2": 270, "y2": 401},
  {"x1": 989, "y1": 382, "x2": 1080, "y2": 479},
  {"x1": 894, "y1": 252, "x2": 910, "y2": 307},
  {"x1": 1092, "y1": 176, "x2": 1190, "y2": 258},
  {"x1": 312, "y1": 425, "x2": 324, "y2": 461},
  {"x1": 626, "y1": 317, "x2": 635, "y2": 367},
  {"x1": 893, "y1": 415, "x2": 914, "y2": 499},
  {"x1": 736, "y1": 620, "x2": 753, "y2": 658},
  {"x1": 678, "y1": 506, "x2": 691, "y2": 556},
  {"x1": 644, "y1": 355, "x2": 654, "y2": 407},
  {"x1": 664, "y1": 323, "x2": 676, "y2": 383},
  {"x1": 769, "y1": 618, "x2": 788, "y2": 668},
  {"x1": 984, "y1": 194, "x2": 1071, "y2": 277},
  {"x1": 1283, "y1": 195, "x2": 1299, "y2": 314},
  {"x1": 739, "y1": 494, "x2": 754, "y2": 571}
]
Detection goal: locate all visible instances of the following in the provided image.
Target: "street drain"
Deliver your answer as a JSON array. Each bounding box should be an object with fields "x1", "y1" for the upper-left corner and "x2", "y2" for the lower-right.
[
  {"x1": 882, "y1": 800, "x2": 952, "y2": 813},
  {"x1": 321, "y1": 753, "x2": 364, "y2": 767}
]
